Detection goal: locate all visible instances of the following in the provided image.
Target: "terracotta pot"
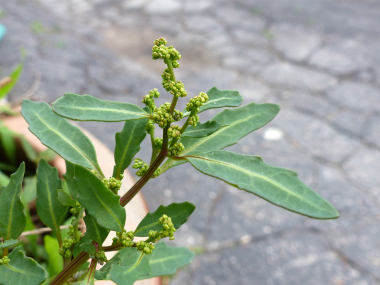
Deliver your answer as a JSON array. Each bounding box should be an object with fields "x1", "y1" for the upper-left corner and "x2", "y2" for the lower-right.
[{"x1": 2, "y1": 113, "x2": 161, "y2": 285}]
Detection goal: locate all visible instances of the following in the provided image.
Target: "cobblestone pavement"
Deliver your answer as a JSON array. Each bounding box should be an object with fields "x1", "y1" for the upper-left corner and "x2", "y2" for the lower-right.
[{"x1": 1, "y1": 0, "x2": 380, "y2": 284}]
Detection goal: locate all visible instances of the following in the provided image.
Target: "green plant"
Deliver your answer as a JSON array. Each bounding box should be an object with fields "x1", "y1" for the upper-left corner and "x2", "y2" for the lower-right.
[{"x1": 0, "y1": 37, "x2": 339, "y2": 285}]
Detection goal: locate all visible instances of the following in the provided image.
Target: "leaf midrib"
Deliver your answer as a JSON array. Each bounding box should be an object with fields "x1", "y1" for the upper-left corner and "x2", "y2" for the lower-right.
[
  {"x1": 182, "y1": 110, "x2": 262, "y2": 155},
  {"x1": 115, "y1": 126, "x2": 137, "y2": 178},
  {"x1": 83, "y1": 185, "x2": 123, "y2": 232},
  {"x1": 34, "y1": 112, "x2": 99, "y2": 172},
  {"x1": 188, "y1": 155, "x2": 326, "y2": 213},
  {"x1": 44, "y1": 176, "x2": 60, "y2": 236},
  {"x1": 150, "y1": 255, "x2": 184, "y2": 264},
  {"x1": 122, "y1": 252, "x2": 144, "y2": 275},
  {"x1": 57, "y1": 105, "x2": 147, "y2": 116}
]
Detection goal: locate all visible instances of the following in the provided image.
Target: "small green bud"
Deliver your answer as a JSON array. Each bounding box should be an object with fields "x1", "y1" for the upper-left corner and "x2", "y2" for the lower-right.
[
  {"x1": 168, "y1": 125, "x2": 181, "y2": 140},
  {"x1": 168, "y1": 142, "x2": 185, "y2": 157}
]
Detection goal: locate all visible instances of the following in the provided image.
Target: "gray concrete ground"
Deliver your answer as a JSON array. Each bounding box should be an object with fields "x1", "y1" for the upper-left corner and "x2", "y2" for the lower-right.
[{"x1": 1, "y1": 0, "x2": 380, "y2": 284}]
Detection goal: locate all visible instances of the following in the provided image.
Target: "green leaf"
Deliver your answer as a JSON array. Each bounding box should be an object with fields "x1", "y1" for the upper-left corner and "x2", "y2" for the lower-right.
[
  {"x1": 52, "y1": 93, "x2": 150, "y2": 122},
  {"x1": 185, "y1": 151, "x2": 339, "y2": 219},
  {"x1": 44, "y1": 235, "x2": 63, "y2": 277},
  {"x1": 21, "y1": 176, "x2": 37, "y2": 206},
  {"x1": 134, "y1": 202, "x2": 196, "y2": 237},
  {"x1": 57, "y1": 189, "x2": 76, "y2": 208},
  {"x1": 0, "y1": 248, "x2": 47, "y2": 285},
  {"x1": 21, "y1": 100, "x2": 104, "y2": 176},
  {"x1": 73, "y1": 164, "x2": 126, "y2": 232},
  {"x1": 63, "y1": 160, "x2": 78, "y2": 198},
  {"x1": 36, "y1": 160, "x2": 69, "y2": 244},
  {"x1": 0, "y1": 127, "x2": 17, "y2": 164},
  {"x1": 0, "y1": 239, "x2": 22, "y2": 250},
  {"x1": 0, "y1": 62, "x2": 23, "y2": 100},
  {"x1": 182, "y1": 120, "x2": 222, "y2": 138},
  {"x1": 162, "y1": 103, "x2": 280, "y2": 173},
  {"x1": 0, "y1": 170, "x2": 10, "y2": 188},
  {"x1": 183, "y1": 87, "x2": 243, "y2": 116},
  {"x1": 79, "y1": 242, "x2": 96, "y2": 256},
  {"x1": 109, "y1": 248, "x2": 151, "y2": 285},
  {"x1": 73, "y1": 235, "x2": 92, "y2": 258},
  {"x1": 139, "y1": 242, "x2": 194, "y2": 279},
  {"x1": 113, "y1": 118, "x2": 148, "y2": 180},
  {"x1": 83, "y1": 211, "x2": 109, "y2": 245},
  {"x1": 21, "y1": 137, "x2": 38, "y2": 163},
  {"x1": 79, "y1": 267, "x2": 95, "y2": 285},
  {"x1": 0, "y1": 163, "x2": 25, "y2": 240}
]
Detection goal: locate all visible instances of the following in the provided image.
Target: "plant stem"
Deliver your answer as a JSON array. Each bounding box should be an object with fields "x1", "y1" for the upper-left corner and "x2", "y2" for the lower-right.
[
  {"x1": 120, "y1": 149, "x2": 167, "y2": 207},
  {"x1": 49, "y1": 251, "x2": 89, "y2": 285},
  {"x1": 82, "y1": 258, "x2": 97, "y2": 284},
  {"x1": 63, "y1": 257, "x2": 71, "y2": 269}
]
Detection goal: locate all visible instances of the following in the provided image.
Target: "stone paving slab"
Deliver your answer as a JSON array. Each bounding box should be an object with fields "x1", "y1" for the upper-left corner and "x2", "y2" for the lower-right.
[{"x1": 1, "y1": 0, "x2": 380, "y2": 284}]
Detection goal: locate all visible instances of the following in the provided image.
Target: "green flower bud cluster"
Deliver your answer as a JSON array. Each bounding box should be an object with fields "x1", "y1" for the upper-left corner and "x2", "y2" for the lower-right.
[
  {"x1": 95, "y1": 250, "x2": 107, "y2": 264},
  {"x1": 146, "y1": 120, "x2": 154, "y2": 133},
  {"x1": 102, "y1": 175, "x2": 123, "y2": 194},
  {"x1": 70, "y1": 201, "x2": 83, "y2": 216},
  {"x1": 68, "y1": 225, "x2": 75, "y2": 236},
  {"x1": 168, "y1": 125, "x2": 181, "y2": 140},
  {"x1": 152, "y1": 37, "x2": 181, "y2": 68},
  {"x1": 152, "y1": 103, "x2": 183, "y2": 128},
  {"x1": 152, "y1": 102, "x2": 173, "y2": 128},
  {"x1": 158, "y1": 214, "x2": 176, "y2": 240},
  {"x1": 152, "y1": 167, "x2": 161, "y2": 178},
  {"x1": 172, "y1": 109, "x2": 183, "y2": 121},
  {"x1": 168, "y1": 142, "x2": 185, "y2": 157},
  {"x1": 162, "y1": 69, "x2": 187, "y2": 98},
  {"x1": 186, "y1": 92, "x2": 209, "y2": 112},
  {"x1": 112, "y1": 230, "x2": 135, "y2": 247},
  {"x1": 0, "y1": 256, "x2": 10, "y2": 265},
  {"x1": 142, "y1": 88, "x2": 160, "y2": 110},
  {"x1": 136, "y1": 241, "x2": 155, "y2": 255},
  {"x1": 59, "y1": 237, "x2": 76, "y2": 258},
  {"x1": 154, "y1": 137, "x2": 163, "y2": 150},
  {"x1": 188, "y1": 115, "x2": 200, "y2": 127},
  {"x1": 132, "y1": 158, "x2": 149, "y2": 177},
  {"x1": 149, "y1": 215, "x2": 177, "y2": 241}
]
